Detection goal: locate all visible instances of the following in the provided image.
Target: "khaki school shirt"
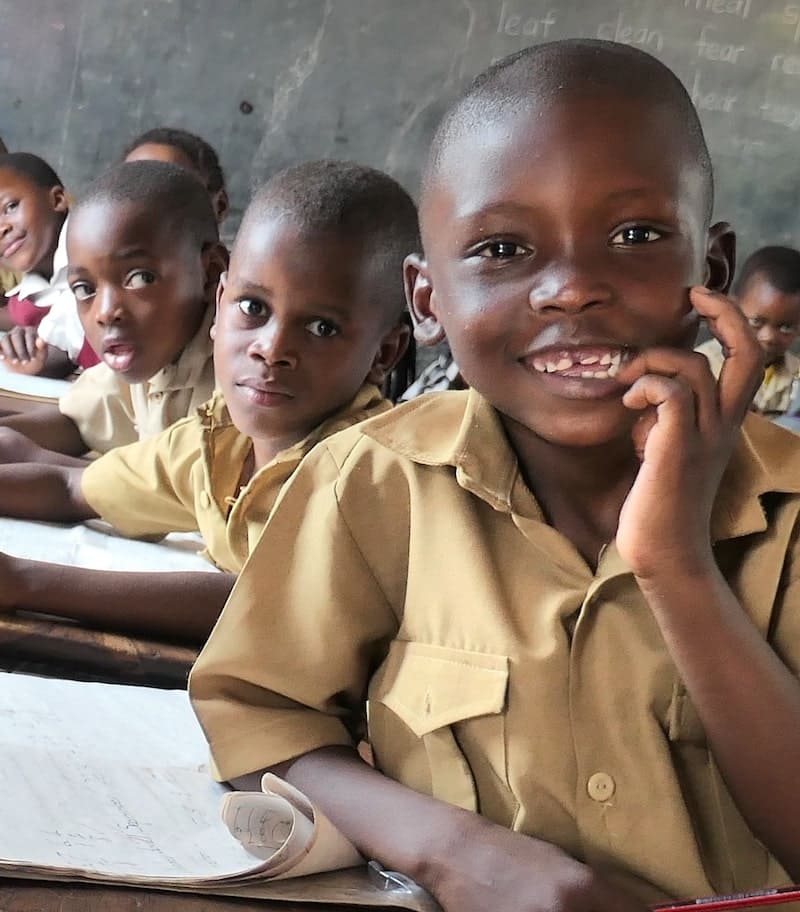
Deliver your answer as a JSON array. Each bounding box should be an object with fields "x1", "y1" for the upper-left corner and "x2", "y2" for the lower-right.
[
  {"x1": 59, "y1": 308, "x2": 215, "y2": 454},
  {"x1": 190, "y1": 388, "x2": 800, "y2": 903},
  {"x1": 81, "y1": 384, "x2": 390, "y2": 574},
  {"x1": 697, "y1": 337, "x2": 800, "y2": 416}
]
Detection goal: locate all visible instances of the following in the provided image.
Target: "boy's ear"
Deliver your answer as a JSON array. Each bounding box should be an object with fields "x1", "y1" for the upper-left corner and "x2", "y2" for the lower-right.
[
  {"x1": 212, "y1": 189, "x2": 230, "y2": 225},
  {"x1": 201, "y1": 241, "x2": 229, "y2": 300},
  {"x1": 50, "y1": 185, "x2": 68, "y2": 214},
  {"x1": 404, "y1": 253, "x2": 445, "y2": 346},
  {"x1": 210, "y1": 271, "x2": 227, "y2": 341},
  {"x1": 704, "y1": 221, "x2": 736, "y2": 295},
  {"x1": 366, "y1": 319, "x2": 412, "y2": 386}
]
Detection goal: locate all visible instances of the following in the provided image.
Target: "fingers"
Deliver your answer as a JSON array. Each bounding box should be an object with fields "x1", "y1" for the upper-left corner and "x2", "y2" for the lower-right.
[
  {"x1": 0, "y1": 327, "x2": 41, "y2": 365},
  {"x1": 0, "y1": 329, "x2": 47, "y2": 376},
  {"x1": 617, "y1": 348, "x2": 717, "y2": 435},
  {"x1": 689, "y1": 285, "x2": 763, "y2": 423}
]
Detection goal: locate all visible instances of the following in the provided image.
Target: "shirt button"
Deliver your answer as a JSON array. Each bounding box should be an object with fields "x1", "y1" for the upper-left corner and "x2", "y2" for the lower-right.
[
  {"x1": 199, "y1": 491, "x2": 211, "y2": 509},
  {"x1": 587, "y1": 772, "x2": 616, "y2": 802}
]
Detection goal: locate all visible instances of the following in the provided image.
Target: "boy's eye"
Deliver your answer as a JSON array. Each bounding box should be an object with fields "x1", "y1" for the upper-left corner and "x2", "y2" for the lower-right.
[
  {"x1": 610, "y1": 226, "x2": 663, "y2": 246},
  {"x1": 4, "y1": 200, "x2": 19, "y2": 215},
  {"x1": 124, "y1": 270, "x2": 156, "y2": 290},
  {"x1": 475, "y1": 241, "x2": 528, "y2": 259},
  {"x1": 70, "y1": 281, "x2": 95, "y2": 302},
  {"x1": 237, "y1": 298, "x2": 267, "y2": 319},
  {"x1": 748, "y1": 317, "x2": 764, "y2": 329},
  {"x1": 306, "y1": 318, "x2": 340, "y2": 338},
  {"x1": 779, "y1": 324, "x2": 797, "y2": 334}
]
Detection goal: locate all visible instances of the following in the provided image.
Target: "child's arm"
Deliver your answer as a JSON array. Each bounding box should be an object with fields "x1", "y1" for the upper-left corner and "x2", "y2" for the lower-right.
[
  {"x1": 616, "y1": 286, "x2": 800, "y2": 879},
  {"x1": 0, "y1": 460, "x2": 235, "y2": 642},
  {"x1": 0, "y1": 405, "x2": 88, "y2": 458},
  {"x1": 0, "y1": 554, "x2": 234, "y2": 643},
  {"x1": 233, "y1": 747, "x2": 643, "y2": 912}
]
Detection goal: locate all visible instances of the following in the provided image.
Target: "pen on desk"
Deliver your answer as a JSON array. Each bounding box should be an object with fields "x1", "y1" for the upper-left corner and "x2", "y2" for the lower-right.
[{"x1": 652, "y1": 884, "x2": 800, "y2": 912}]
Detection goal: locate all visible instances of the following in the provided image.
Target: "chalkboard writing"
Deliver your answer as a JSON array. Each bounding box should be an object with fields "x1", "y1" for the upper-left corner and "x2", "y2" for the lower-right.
[{"x1": 0, "y1": 0, "x2": 797, "y2": 256}]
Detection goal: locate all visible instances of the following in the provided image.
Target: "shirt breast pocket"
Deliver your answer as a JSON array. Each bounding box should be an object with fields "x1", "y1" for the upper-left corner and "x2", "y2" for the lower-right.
[{"x1": 368, "y1": 641, "x2": 513, "y2": 821}]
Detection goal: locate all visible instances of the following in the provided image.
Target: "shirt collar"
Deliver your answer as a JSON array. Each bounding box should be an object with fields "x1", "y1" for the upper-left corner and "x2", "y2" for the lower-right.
[
  {"x1": 148, "y1": 305, "x2": 215, "y2": 394},
  {"x1": 202, "y1": 382, "x2": 390, "y2": 464},
  {"x1": 366, "y1": 389, "x2": 800, "y2": 542},
  {"x1": 365, "y1": 388, "x2": 523, "y2": 514}
]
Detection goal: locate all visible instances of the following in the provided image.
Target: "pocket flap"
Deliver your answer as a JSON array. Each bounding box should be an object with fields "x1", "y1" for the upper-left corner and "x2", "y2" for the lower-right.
[{"x1": 378, "y1": 641, "x2": 509, "y2": 737}]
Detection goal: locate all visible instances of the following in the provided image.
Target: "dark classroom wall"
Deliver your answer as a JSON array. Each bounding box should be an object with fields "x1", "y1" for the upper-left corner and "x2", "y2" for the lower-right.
[{"x1": 1, "y1": 0, "x2": 799, "y2": 255}]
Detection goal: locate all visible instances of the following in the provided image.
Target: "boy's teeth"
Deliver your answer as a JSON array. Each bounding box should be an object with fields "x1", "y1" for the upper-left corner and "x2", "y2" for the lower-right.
[{"x1": 530, "y1": 348, "x2": 627, "y2": 377}]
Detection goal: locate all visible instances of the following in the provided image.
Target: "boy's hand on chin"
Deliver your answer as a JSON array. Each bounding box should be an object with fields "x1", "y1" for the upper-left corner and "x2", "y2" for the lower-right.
[
  {"x1": 432, "y1": 816, "x2": 644, "y2": 912},
  {"x1": 0, "y1": 326, "x2": 47, "y2": 376},
  {"x1": 614, "y1": 286, "x2": 763, "y2": 582}
]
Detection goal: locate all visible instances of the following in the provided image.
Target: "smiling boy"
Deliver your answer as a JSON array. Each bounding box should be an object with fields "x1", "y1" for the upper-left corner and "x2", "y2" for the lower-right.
[
  {"x1": 0, "y1": 160, "x2": 415, "y2": 643},
  {"x1": 190, "y1": 41, "x2": 800, "y2": 910}
]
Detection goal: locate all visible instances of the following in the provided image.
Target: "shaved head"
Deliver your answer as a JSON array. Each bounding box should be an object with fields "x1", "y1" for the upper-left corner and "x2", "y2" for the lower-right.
[{"x1": 424, "y1": 39, "x2": 713, "y2": 222}]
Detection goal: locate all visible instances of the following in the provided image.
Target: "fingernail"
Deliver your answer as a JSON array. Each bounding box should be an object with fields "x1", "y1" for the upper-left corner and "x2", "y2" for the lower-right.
[{"x1": 693, "y1": 285, "x2": 713, "y2": 294}]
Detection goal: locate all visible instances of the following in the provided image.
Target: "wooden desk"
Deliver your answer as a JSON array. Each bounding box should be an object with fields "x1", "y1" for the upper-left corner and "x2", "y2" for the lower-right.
[
  {"x1": 0, "y1": 867, "x2": 435, "y2": 911},
  {"x1": 0, "y1": 613, "x2": 198, "y2": 687},
  {"x1": 0, "y1": 880, "x2": 352, "y2": 911},
  {"x1": 0, "y1": 880, "x2": 390, "y2": 911}
]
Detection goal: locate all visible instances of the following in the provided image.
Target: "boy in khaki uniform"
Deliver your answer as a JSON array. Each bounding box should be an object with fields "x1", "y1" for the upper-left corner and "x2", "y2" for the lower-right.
[
  {"x1": 697, "y1": 246, "x2": 800, "y2": 418},
  {"x1": 0, "y1": 161, "x2": 416, "y2": 643},
  {"x1": 189, "y1": 41, "x2": 800, "y2": 910},
  {"x1": 0, "y1": 160, "x2": 222, "y2": 465}
]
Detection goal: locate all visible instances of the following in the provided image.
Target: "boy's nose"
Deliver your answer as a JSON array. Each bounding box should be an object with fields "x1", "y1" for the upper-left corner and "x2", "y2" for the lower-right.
[
  {"x1": 94, "y1": 287, "x2": 126, "y2": 325},
  {"x1": 528, "y1": 264, "x2": 613, "y2": 315},
  {"x1": 249, "y1": 323, "x2": 298, "y2": 369}
]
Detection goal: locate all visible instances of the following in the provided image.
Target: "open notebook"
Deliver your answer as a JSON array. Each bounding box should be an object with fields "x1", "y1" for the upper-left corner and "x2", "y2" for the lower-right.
[
  {"x1": 0, "y1": 360, "x2": 72, "y2": 403},
  {"x1": 0, "y1": 671, "x2": 440, "y2": 909},
  {"x1": 0, "y1": 515, "x2": 216, "y2": 574}
]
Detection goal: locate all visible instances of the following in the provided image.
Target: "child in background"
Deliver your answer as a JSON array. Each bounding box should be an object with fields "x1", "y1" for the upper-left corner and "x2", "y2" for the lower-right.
[
  {"x1": 0, "y1": 137, "x2": 21, "y2": 316},
  {"x1": 697, "y1": 246, "x2": 800, "y2": 417},
  {"x1": 0, "y1": 161, "x2": 415, "y2": 643},
  {"x1": 190, "y1": 41, "x2": 800, "y2": 910},
  {"x1": 0, "y1": 160, "x2": 222, "y2": 465},
  {"x1": 124, "y1": 126, "x2": 229, "y2": 224},
  {"x1": 0, "y1": 153, "x2": 77, "y2": 373}
]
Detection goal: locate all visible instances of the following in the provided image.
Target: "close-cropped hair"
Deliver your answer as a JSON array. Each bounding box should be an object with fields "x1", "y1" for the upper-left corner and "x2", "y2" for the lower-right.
[
  {"x1": 74, "y1": 160, "x2": 219, "y2": 247},
  {"x1": 734, "y1": 246, "x2": 800, "y2": 296},
  {"x1": 425, "y1": 38, "x2": 715, "y2": 223},
  {"x1": 0, "y1": 152, "x2": 63, "y2": 190},
  {"x1": 247, "y1": 159, "x2": 421, "y2": 322},
  {"x1": 123, "y1": 127, "x2": 226, "y2": 194}
]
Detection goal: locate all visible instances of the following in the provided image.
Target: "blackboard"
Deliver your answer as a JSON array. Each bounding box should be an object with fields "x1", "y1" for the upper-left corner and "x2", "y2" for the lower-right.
[{"x1": 1, "y1": 0, "x2": 798, "y2": 257}]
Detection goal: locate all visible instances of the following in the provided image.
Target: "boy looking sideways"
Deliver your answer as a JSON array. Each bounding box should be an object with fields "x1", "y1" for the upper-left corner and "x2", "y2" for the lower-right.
[
  {"x1": 698, "y1": 245, "x2": 800, "y2": 417},
  {"x1": 0, "y1": 161, "x2": 415, "y2": 644},
  {"x1": 190, "y1": 41, "x2": 800, "y2": 909},
  {"x1": 0, "y1": 161, "x2": 221, "y2": 466}
]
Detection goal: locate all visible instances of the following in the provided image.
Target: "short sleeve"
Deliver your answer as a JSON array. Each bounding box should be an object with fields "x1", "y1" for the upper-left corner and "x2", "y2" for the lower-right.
[
  {"x1": 81, "y1": 415, "x2": 203, "y2": 539},
  {"x1": 189, "y1": 439, "x2": 402, "y2": 782},
  {"x1": 59, "y1": 365, "x2": 137, "y2": 454},
  {"x1": 37, "y1": 293, "x2": 85, "y2": 360}
]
